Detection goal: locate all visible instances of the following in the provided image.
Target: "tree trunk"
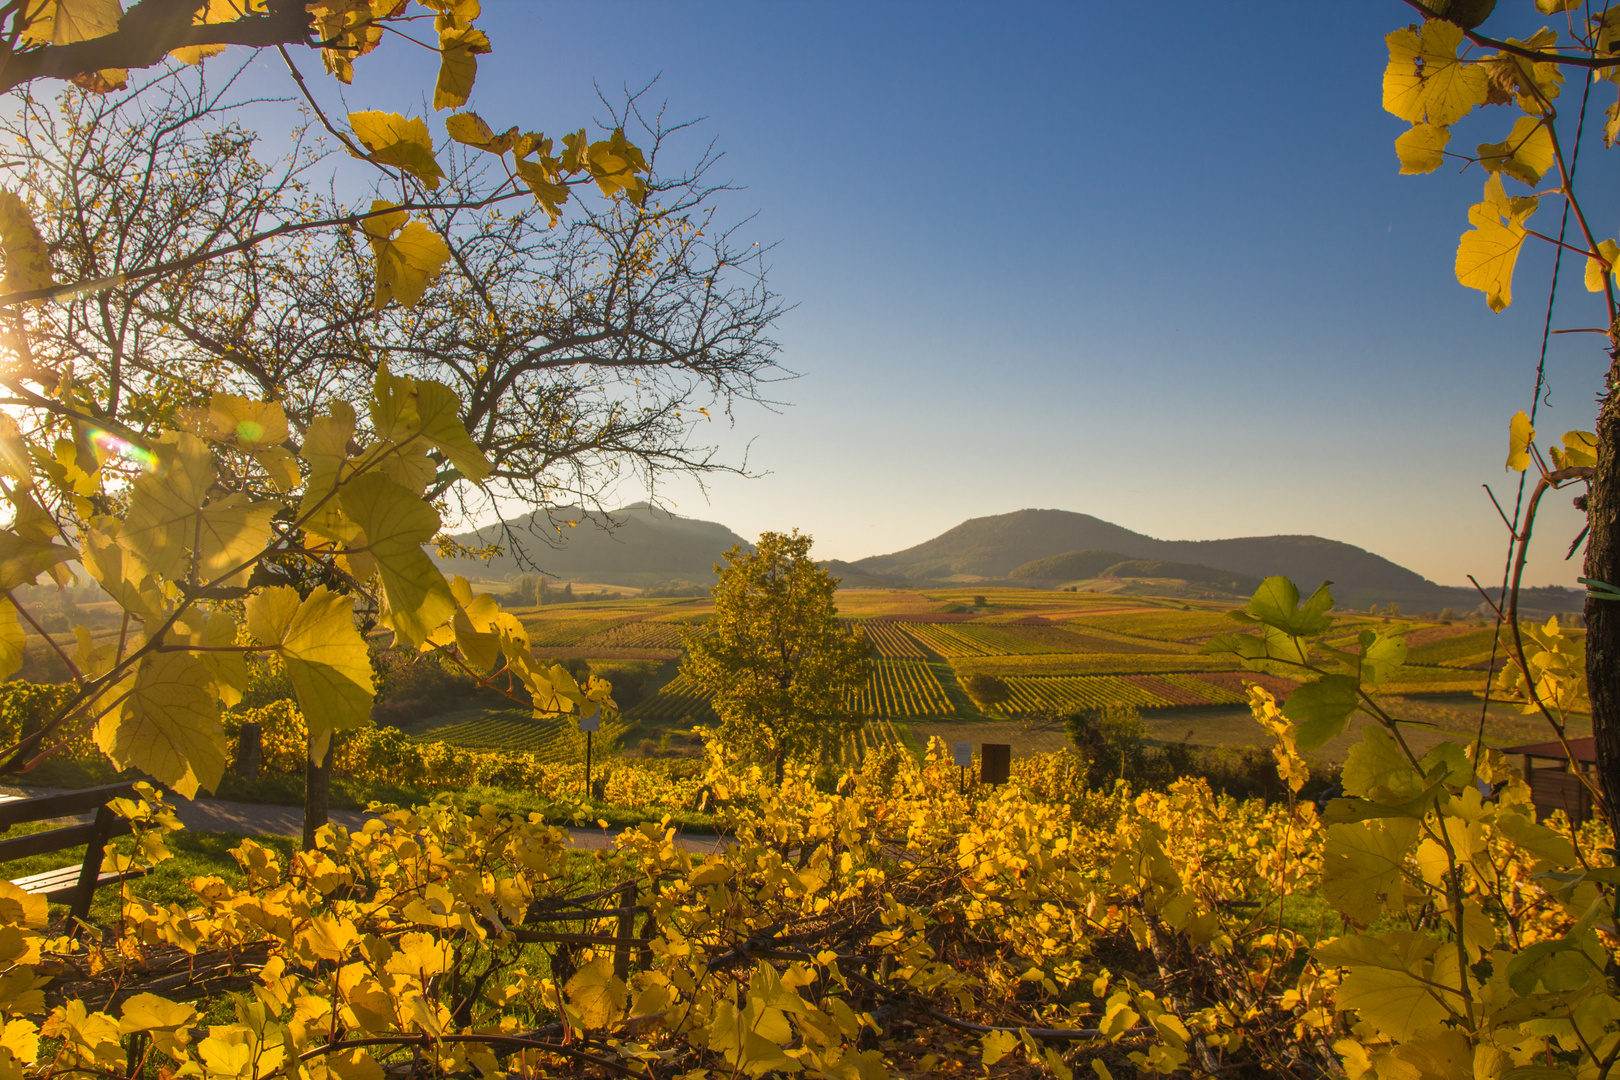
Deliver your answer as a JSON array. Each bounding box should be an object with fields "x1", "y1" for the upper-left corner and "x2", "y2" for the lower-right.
[
  {"x1": 302, "y1": 733, "x2": 331, "y2": 851},
  {"x1": 1585, "y1": 351, "x2": 1620, "y2": 828}
]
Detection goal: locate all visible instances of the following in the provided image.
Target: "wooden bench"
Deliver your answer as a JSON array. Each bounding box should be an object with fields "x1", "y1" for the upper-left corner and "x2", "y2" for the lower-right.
[{"x1": 0, "y1": 783, "x2": 144, "y2": 923}]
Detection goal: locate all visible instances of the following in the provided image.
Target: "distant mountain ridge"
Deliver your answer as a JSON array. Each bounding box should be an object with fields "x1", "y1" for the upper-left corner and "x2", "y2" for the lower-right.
[
  {"x1": 435, "y1": 503, "x2": 1581, "y2": 614},
  {"x1": 853, "y1": 508, "x2": 1576, "y2": 612},
  {"x1": 436, "y1": 502, "x2": 750, "y2": 588}
]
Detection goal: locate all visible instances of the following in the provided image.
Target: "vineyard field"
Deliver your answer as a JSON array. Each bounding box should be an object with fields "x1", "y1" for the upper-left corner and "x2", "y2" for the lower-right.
[
  {"x1": 850, "y1": 659, "x2": 952, "y2": 717},
  {"x1": 950, "y1": 652, "x2": 1239, "y2": 677},
  {"x1": 399, "y1": 708, "x2": 627, "y2": 759},
  {"x1": 1000, "y1": 675, "x2": 1174, "y2": 711},
  {"x1": 576, "y1": 621, "x2": 687, "y2": 650},
  {"x1": 626, "y1": 673, "x2": 718, "y2": 725},
  {"x1": 854, "y1": 621, "x2": 928, "y2": 659}
]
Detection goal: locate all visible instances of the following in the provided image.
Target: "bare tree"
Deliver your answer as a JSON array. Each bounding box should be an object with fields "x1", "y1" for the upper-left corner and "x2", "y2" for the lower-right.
[{"x1": 5, "y1": 68, "x2": 783, "y2": 564}]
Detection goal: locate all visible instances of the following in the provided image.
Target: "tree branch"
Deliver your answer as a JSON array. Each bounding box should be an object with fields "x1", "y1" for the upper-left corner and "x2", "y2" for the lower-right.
[{"x1": 0, "y1": 0, "x2": 314, "y2": 96}]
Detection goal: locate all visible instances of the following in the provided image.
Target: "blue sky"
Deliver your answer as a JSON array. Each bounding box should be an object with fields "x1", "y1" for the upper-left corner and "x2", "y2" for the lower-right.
[{"x1": 317, "y1": 0, "x2": 1616, "y2": 589}]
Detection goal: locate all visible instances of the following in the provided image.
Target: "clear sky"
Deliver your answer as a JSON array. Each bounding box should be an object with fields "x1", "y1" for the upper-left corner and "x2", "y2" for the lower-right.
[{"x1": 321, "y1": 1, "x2": 1617, "y2": 589}]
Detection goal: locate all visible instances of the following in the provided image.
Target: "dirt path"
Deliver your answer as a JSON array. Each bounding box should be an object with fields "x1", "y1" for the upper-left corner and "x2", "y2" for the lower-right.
[{"x1": 0, "y1": 789, "x2": 728, "y2": 854}]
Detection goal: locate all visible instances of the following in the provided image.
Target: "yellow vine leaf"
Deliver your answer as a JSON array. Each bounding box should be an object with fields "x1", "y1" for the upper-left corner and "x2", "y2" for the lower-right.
[
  {"x1": 1481, "y1": 29, "x2": 1565, "y2": 115},
  {"x1": 1320, "y1": 819, "x2": 1417, "y2": 925},
  {"x1": 0, "y1": 600, "x2": 24, "y2": 682},
  {"x1": 370, "y1": 366, "x2": 492, "y2": 482},
  {"x1": 1384, "y1": 20, "x2": 1487, "y2": 126},
  {"x1": 0, "y1": 192, "x2": 53, "y2": 297},
  {"x1": 121, "y1": 433, "x2": 275, "y2": 586},
  {"x1": 0, "y1": 531, "x2": 75, "y2": 592},
  {"x1": 1552, "y1": 429, "x2": 1597, "y2": 469},
  {"x1": 246, "y1": 585, "x2": 375, "y2": 745},
  {"x1": 565, "y1": 958, "x2": 626, "y2": 1030},
  {"x1": 296, "y1": 401, "x2": 360, "y2": 544},
  {"x1": 337, "y1": 472, "x2": 455, "y2": 646},
  {"x1": 445, "y1": 112, "x2": 516, "y2": 154},
  {"x1": 1477, "y1": 115, "x2": 1555, "y2": 186},
  {"x1": 197, "y1": 393, "x2": 288, "y2": 450},
  {"x1": 1586, "y1": 238, "x2": 1619, "y2": 292},
  {"x1": 169, "y1": 0, "x2": 258, "y2": 64},
  {"x1": 1506, "y1": 410, "x2": 1534, "y2": 472},
  {"x1": 514, "y1": 158, "x2": 570, "y2": 225},
  {"x1": 1394, "y1": 123, "x2": 1449, "y2": 174},
  {"x1": 435, "y1": 25, "x2": 490, "y2": 111},
  {"x1": 347, "y1": 113, "x2": 445, "y2": 190},
  {"x1": 46, "y1": 0, "x2": 119, "y2": 45},
  {"x1": 97, "y1": 651, "x2": 226, "y2": 800},
  {"x1": 1456, "y1": 175, "x2": 1536, "y2": 312},
  {"x1": 361, "y1": 202, "x2": 452, "y2": 310}
]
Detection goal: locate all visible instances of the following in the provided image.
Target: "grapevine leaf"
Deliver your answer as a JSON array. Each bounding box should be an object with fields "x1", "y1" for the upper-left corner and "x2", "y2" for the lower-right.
[
  {"x1": 1494, "y1": 810, "x2": 1577, "y2": 867},
  {"x1": 255, "y1": 446, "x2": 300, "y2": 492},
  {"x1": 50, "y1": 0, "x2": 121, "y2": 45},
  {"x1": 1359, "y1": 631, "x2": 1407, "y2": 686},
  {"x1": 192, "y1": 493, "x2": 277, "y2": 586},
  {"x1": 1394, "y1": 123, "x2": 1449, "y2": 174},
  {"x1": 1585, "y1": 239, "x2": 1618, "y2": 292},
  {"x1": 337, "y1": 472, "x2": 454, "y2": 647},
  {"x1": 118, "y1": 433, "x2": 214, "y2": 580},
  {"x1": 1321, "y1": 818, "x2": 1418, "y2": 925},
  {"x1": 415, "y1": 381, "x2": 492, "y2": 482},
  {"x1": 0, "y1": 531, "x2": 75, "y2": 591},
  {"x1": 371, "y1": 366, "x2": 492, "y2": 481},
  {"x1": 1477, "y1": 116, "x2": 1555, "y2": 185},
  {"x1": 246, "y1": 585, "x2": 375, "y2": 745},
  {"x1": 1506, "y1": 410, "x2": 1534, "y2": 472},
  {"x1": 1334, "y1": 967, "x2": 1452, "y2": 1043},
  {"x1": 1457, "y1": 175, "x2": 1537, "y2": 312},
  {"x1": 1553, "y1": 429, "x2": 1597, "y2": 469},
  {"x1": 297, "y1": 401, "x2": 359, "y2": 544},
  {"x1": 168, "y1": 0, "x2": 253, "y2": 64},
  {"x1": 565, "y1": 958, "x2": 626, "y2": 1030},
  {"x1": 0, "y1": 192, "x2": 53, "y2": 296},
  {"x1": 1342, "y1": 726, "x2": 1425, "y2": 801},
  {"x1": 1384, "y1": 20, "x2": 1488, "y2": 126},
  {"x1": 347, "y1": 112, "x2": 444, "y2": 190},
  {"x1": 446, "y1": 112, "x2": 516, "y2": 154},
  {"x1": 197, "y1": 394, "x2": 288, "y2": 450},
  {"x1": 97, "y1": 651, "x2": 226, "y2": 800},
  {"x1": 434, "y1": 26, "x2": 489, "y2": 110},
  {"x1": 1241, "y1": 576, "x2": 1335, "y2": 638},
  {"x1": 0, "y1": 599, "x2": 23, "y2": 681},
  {"x1": 514, "y1": 157, "x2": 571, "y2": 224},
  {"x1": 117, "y1": 994, "x2": 197, "y2": 1035},
  {"x1": 363, "y1": 205, "x2": 452, "y2": 310},
  {"x1": 1283, "y1": 674, "x2": 1361, "y2": 750}
]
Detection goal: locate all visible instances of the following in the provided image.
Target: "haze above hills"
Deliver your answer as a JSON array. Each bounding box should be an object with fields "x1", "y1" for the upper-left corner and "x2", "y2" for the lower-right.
[{"x1": 438, "y1": 505, "x2": 1580, "y2": 613}]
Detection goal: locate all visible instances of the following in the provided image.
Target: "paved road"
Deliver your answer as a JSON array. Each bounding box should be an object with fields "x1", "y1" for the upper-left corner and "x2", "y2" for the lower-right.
[{"x1": 0, "y1": 788, "x2": 728, "y2": 854}]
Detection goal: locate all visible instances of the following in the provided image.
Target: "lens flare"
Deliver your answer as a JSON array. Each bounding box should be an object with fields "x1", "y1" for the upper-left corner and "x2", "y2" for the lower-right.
[{"x1": 87, "y1": 428, "x2": 156, "y2": 470}]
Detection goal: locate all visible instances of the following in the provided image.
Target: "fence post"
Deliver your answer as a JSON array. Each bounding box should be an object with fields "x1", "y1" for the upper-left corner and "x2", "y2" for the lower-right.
[
  {"x1": 614, "y1": 881, "x2": 637, "y2": 982},
  {"x1": 235, "y1": 721, "x2": 261, "y2": 781}
]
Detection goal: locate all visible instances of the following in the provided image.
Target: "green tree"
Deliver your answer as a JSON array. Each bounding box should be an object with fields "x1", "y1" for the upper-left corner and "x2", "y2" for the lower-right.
[{"x1": 680, "y1": 531, "x2": 869, "y2": 782}]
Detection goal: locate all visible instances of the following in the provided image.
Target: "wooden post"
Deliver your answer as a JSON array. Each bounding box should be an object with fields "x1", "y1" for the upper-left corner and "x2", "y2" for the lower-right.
[
  {"x1": 235, "y1": 721, "x2": 262, "y2": 781},
  {"x1": 981, "y1": 744, "x2": 1011, "y2": 786},
  {"x1": 70, "y1": 805, "x2": 115, "y2": 926},
  {"x1": 585, "y1": 730, "x2": 593, "y2": 798},
  {"x1": 614, "y1": 881, "x2": 637, "y2": 982},
  {"x1": 303, "y1": 733, "x2": 331, "y2": 852}
]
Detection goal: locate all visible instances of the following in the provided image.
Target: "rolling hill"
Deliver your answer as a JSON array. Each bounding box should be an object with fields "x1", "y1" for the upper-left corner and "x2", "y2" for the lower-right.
[
  {"x1": 436, "y1": 502, "x2": 750, "y2": 588},
  {"x1": 854, "y1": 509, "x2": 1578, "y2": 612}
]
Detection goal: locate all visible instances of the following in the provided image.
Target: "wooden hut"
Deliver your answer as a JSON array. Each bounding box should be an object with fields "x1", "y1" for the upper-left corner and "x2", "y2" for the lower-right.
[{"x1": 1502, "y1": 736, "x2": 1596, "y2": 824}]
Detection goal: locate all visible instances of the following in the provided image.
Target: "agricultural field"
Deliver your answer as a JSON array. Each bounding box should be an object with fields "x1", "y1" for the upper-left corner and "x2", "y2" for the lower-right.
[
  {"x1": 392, "y1": 707, "x2": 630, "y2": 760},
  {"x1": 311, "y1": 582, "x2": 1543, "y2": 767},
  {"x1": 849, "y1": 659, "x2": 953, "y2": 718}
]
